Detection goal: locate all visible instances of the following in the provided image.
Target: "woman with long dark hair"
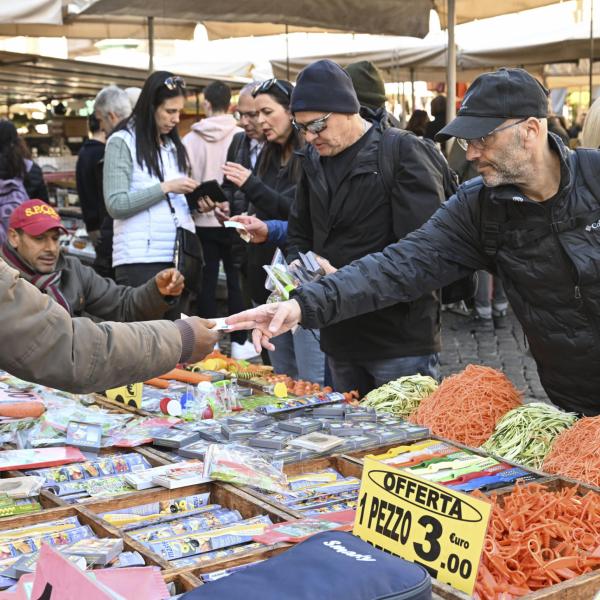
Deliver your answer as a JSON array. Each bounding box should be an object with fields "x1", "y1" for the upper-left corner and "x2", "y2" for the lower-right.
[
  {"x1": 0, "y1": 120, "x2": 45, "y2": 245},
  {"x1": 103, "y1": 71, "x2": 198, "y2": 318},
  {"x1": 222, "y1": 79, "x2": 325, "y2": 384}
]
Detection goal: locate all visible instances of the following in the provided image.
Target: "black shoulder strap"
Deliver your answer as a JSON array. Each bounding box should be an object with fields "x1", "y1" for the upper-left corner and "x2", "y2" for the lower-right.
[
  {"x1": 377, "y1": 127, "x2": 404, "y2": 197},
  {"x1": 377, "y1": 127, "x2": 459, "y2": 199},
  {"x1": 575, "y1": 147, "x2": 600, "y2": 204},
  {"x1": 464, "y1": 178, "x2": 507, "y2": 258}
]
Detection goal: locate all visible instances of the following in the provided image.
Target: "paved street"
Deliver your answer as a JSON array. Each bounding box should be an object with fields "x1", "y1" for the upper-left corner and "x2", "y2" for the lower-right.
[{"x1": 439, "y1": 309, "x2": 548, "y2": 404}]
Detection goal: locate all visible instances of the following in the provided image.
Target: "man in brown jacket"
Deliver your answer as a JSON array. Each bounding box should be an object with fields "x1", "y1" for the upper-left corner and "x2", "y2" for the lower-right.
[
  {"x1": 2, "y1": 200, "x2": 182, "y2": 321},
  {"x1": 0, "y1": 200, "x2": 218, "y2": 393}
]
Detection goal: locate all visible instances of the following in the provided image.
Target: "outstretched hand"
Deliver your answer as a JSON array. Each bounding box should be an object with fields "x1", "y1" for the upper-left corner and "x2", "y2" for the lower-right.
[
  {"x1": 225, "y1": 300, "x2": 302, "y2": 352},
  {"x1": 155, "y1": 268, "x2": 185, "y2": 296}
]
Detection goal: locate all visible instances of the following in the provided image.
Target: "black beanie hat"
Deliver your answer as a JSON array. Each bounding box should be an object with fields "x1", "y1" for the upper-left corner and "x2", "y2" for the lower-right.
[
  {"x1": 291, "y1": 59, "x2": 360, "y2": 114},
  {"x1": 345, "y1": 61, "x2": 387, "y2": 110}
]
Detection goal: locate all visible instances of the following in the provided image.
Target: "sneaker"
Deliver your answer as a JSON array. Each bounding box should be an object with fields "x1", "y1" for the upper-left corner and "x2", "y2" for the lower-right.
[
  {"x1": 493, "y1": 309, "x2": 508, "y2": 329},
  {"x1": 468, "y1": 315, "x2": 494, "y2": 333},
  {"x1": 231, "y1": 340, "x2": 260, "y2": 360}
]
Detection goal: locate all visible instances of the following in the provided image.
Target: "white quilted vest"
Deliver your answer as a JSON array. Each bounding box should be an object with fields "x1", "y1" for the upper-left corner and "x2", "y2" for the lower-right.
[{"x1": 110, "y1": 129, "x2": 195, "y2": 266}]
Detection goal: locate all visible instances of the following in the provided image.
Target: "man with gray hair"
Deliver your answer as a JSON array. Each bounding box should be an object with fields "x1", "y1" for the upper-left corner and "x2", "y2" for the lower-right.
[
  {"x1": 94, "y1": 85, "x2": 131, "y2": 136},
  {"x1": 87, "y1": 85, "x2": 133, "y2": 278}
]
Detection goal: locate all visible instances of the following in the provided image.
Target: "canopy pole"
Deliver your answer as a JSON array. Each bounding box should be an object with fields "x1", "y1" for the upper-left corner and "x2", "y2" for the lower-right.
[
  {"x1": 148, "y1": 16, "x2": 155, "y2": 73},
  {"x1": 590, "y1": 0, "x2": 594, "y2": 107},
  {"x1": 410, "y1": 67, "x2": 415, "y2": 113},
  {"x1": 446, "y1": 0, "x2": 457, "y2": 122},
  {"x1": 285, "y1": 24, "x2": 290, "y2": 80}
]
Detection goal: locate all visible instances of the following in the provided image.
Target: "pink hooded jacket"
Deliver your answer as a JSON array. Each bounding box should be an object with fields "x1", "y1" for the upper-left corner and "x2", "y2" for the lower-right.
[{"x1": 183, "y1": 114, "x2": 242, "y2": 227}]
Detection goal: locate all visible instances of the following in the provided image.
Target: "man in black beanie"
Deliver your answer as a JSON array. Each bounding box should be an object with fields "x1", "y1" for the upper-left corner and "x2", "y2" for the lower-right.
[{"x1": 284, "y1": 59, "x2": 448, "y2": 397}]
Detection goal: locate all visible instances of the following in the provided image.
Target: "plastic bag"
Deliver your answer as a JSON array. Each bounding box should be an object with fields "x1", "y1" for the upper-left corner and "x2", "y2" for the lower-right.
[
  {"x1": 203, "y1": 444, "x2": 288, "y2": 493},
  {"x1": 263, "y1": 249, "x2": 325, "y2": 302}
]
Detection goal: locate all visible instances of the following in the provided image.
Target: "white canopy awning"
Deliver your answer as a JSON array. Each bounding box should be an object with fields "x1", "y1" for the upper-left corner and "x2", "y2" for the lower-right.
[{"x1": 2, "y1": 0, "x2": 62, "y2": 24}]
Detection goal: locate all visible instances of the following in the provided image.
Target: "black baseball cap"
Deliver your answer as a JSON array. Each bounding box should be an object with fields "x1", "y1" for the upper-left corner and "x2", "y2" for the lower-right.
[{"x1": 436, "y1": 68, "x2": 549, "y2": 142}]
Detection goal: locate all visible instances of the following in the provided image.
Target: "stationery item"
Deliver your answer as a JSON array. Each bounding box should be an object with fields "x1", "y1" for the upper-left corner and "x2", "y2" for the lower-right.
[
  {"x1": 247, "y1": 431, "x2": 292, "y2": 450},
  {"x1": 203, "y1": 444, "x2": 288, "y2": 492},
  {"x1": 152, "y1": 462, "x2": 211, "y2": 489},
  {"x1": 253, "y1": 509, "x2": 356, "y2": 544},
  {"x1": 152, "y1": 428, "x2": 200, "y2": 449},
  {"x1": 63, "y1": 538, "x2": 124, "y2": 566},
  {"x1": 0, "y1": 447, "x2": 85, "y2": 472},
  {"x1": 114, "y1": 552, "x2": 146, "y2": 568},
  {"x1": 277, "y1": 417, "x2": 323, "y2": 435},
  {"x1": 66, "y1": 421, "x2": 103, "y2": 452},
  {"x1": 0, "y1": 477, "x2": 43, "y2": 499},
  {"x1": 288, "y1": 433, "x2": 344, "y2": 453},
  {"x1": 178, "y1": 439, "x2": 212, "y2": 460}
]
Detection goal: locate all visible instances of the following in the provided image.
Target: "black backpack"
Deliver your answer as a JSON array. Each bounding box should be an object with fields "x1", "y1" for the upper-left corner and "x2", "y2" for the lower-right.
[{"x1": 378, "y1": 127, "x2": 477, "y2": 303}]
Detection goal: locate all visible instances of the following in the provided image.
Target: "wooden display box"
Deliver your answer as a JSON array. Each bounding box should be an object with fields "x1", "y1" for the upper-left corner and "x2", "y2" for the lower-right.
[
  {"x1": 84, "y1": 480, "x2": 293, "y2": 573},
  {"x1": 0, "y1": 504, "x2": 163, "y2": 571},
  {"x1": 6, "y1": 447, "x2": 173, "y2": 509},
  {"x1": 242, "y1": 455, "x2": 363, "y2": 519},
  {"x1": 163, "y1": 571, "x2": 202, "y2": 594},
  {"x1": 341, "y1": 435, "x2": 554, "y2": 494}
]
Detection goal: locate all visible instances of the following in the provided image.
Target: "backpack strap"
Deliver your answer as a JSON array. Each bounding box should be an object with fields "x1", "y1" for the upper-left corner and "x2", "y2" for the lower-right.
[
  {"x1": 575, "y1": 147, "x2": 600, "y2": 205},
  {"x1": 377, "y1": 127, "x2": 403, "y2": 198},
  {"x1": 377, "y1": 127, "x2": 458, "y2": 199}
]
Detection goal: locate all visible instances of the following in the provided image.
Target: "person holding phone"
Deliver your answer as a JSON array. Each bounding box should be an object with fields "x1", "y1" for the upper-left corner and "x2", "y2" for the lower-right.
[
  {"x1": 222, "y1": 79, "x2": 325, "y2": 385},
  {"x1": 103, "y1": 71, "x2": 197, "y2": 320}
]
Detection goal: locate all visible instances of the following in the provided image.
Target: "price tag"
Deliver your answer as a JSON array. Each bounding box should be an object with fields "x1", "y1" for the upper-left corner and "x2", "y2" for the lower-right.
[
  {"x1": 353, "y1": 457, "x2": 491, "y2": 595},
  {"x1": 105, "y1": 383, "x2": 143, "y2": 409}
]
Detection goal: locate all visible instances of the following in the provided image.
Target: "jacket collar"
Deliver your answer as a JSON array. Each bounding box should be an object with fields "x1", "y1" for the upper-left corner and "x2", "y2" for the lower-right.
[{"x1": 488, "y1": 133, "x2": 572, "y2": 206}]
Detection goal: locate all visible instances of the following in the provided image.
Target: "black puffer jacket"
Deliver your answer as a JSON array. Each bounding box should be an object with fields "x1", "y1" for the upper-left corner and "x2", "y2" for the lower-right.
[
  {"x1": 288, "y1": 126, "x2": 446, "y2": 361},
  {"x1": 293, "y1": 135, "x2": 600, "y2": 415}
]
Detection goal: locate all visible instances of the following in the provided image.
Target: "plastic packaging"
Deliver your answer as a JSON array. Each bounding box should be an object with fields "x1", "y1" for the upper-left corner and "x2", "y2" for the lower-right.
[{"x1": 203, "y1": 444, "x2": 288, "y2": 492}]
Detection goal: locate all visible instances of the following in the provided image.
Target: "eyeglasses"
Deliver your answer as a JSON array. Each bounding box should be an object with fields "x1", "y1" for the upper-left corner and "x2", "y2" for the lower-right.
[
  {"x1": 164, "y1": 76, "x2": 186, "y2": 91},
  {"x1": 456, "y1": 117, "x2": 528, "y2": 151},
  {"x1": 293, "y1": 113, "x2": 332, "y2": 135},
  {"x1": 252, "y1": 78, "x2": 291, "y2": 99},
  {"x1": 234, "y1": 110, "x2": 258, "y2": 121}
]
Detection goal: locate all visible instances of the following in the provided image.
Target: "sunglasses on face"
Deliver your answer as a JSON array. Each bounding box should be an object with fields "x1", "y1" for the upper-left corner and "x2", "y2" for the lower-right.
[
  {"x1": 164, "y1": 76, "x2": 186, "y2": 91},
  {"x1": 252, "y1": 78, "x2": 291, "y2": 99},
  {"x1": 456, "y1": 117, "x2": 528, "y2": 151},
  {"x1": 293, "y1": 112, "x2": 332, "y2": 135}
]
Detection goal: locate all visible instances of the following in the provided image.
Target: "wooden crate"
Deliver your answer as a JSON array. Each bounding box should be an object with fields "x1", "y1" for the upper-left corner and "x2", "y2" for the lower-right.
[
  {"x1": 476, "y1": 478, "x2": 600, "y2": 600},
  {"x1": 0, "y1": 504, "x2": 163, "y2": 570},
  {"x1": 163, "y1": 570, "x2": 202, "y2": 594},
  {"x1": 241, "y1": 454, "x2": 363, "y2": 519},
  {"x1": 84, "y1": 480, "x2": 293, "y2": 573},
  {"x1": 342, "y1": 435, "x2": 554, "y2": 491},
  {"x1": 27, "y1": 448, "x2": 173, "y2": 509}
]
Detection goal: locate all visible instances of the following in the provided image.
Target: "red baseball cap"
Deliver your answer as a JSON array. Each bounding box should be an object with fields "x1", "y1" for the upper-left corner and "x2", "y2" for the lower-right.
[{"x1": 9, "y1": 200, "x2": 68, "y2": 236}]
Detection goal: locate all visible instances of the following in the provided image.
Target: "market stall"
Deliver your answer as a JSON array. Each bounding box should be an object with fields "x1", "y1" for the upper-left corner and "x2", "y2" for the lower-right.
[{"x1": 0, "y1": 350, "x2": 597, "y2": 599}]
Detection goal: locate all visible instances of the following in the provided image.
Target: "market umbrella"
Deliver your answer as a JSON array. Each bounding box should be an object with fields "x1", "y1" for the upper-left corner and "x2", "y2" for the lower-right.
[{"x1": 2, "y1": 0, "x2": 62, "y2": 24}]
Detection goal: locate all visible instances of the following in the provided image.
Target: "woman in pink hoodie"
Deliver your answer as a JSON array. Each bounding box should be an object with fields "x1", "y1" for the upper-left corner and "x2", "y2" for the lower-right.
[{"x1": 183, "y1": 81, "x2": 257, "y2": 359}]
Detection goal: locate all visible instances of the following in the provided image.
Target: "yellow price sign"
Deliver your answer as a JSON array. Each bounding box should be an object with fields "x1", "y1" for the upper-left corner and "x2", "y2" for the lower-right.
[
  {"x1": 353, "y1": 457, "x2": 491, "y2": 595},
  {"x1": 105, "y1": 383, "x2": 143, "y2": 409}
]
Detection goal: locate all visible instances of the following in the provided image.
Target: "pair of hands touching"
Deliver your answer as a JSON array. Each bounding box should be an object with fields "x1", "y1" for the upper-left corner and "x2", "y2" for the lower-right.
[{"x1": 182, "y1": 301, "x2": 302, "y2": 361}]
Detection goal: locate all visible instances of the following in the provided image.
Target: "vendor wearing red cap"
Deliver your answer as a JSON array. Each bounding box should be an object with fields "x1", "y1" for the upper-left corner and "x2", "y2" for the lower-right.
[{"x1": 1, "y1": 199, "x2": 185, "y2": 320}]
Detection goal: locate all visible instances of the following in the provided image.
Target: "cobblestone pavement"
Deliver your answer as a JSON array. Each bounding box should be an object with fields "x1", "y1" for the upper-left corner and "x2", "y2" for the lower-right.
[{"x1": 439, "y1": 308, "x2": 548, "y2": 404}]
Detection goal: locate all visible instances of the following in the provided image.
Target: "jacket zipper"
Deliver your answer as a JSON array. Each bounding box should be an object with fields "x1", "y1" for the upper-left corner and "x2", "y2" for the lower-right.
[{"x1": 551, "y1": 217, "x2": 600, "y2": 342}]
